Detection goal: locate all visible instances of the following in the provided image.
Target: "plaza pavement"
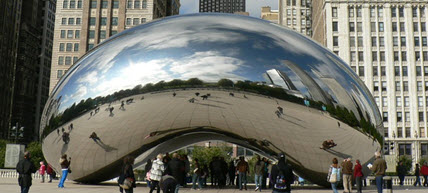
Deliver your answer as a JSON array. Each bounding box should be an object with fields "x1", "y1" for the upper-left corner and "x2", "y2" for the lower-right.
[{"x1": 1, "y1": 177, "x2": 428, "y2": 193}]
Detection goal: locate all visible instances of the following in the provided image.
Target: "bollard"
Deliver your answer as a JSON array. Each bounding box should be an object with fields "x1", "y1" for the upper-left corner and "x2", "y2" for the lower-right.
[{"x1": 383, "y1": 176, "x2": 393, "y2": 193}]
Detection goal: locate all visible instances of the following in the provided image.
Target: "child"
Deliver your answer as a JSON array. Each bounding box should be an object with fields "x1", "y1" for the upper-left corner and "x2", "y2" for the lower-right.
[{"x1": 39, "y1": 161, "x2": 46, "y2": 183}]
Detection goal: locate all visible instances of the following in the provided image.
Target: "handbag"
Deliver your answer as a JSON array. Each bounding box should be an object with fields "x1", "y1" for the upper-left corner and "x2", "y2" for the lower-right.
[
  {"x1": 68, "y1": 168, "x2": 72, "y2": 174},
  {"x1": 120, "y1": 177, "x2": 134, "y2": 189},
  {"x1": 329, "y1": 172, "x2": 337, "y2": 183}
]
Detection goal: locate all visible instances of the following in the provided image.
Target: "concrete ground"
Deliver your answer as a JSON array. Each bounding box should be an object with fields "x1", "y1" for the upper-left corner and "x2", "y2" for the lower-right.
[{"x1": 1, "y1": 178, "x2": 427, "y2": 193}]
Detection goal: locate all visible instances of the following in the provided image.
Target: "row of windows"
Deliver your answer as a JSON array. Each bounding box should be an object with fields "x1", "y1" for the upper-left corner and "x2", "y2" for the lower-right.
[
  {"x1": 286, "y1": 0, "x2": 311, "y2": 7},
  {"x1": 59, "y1": 43, "x2": 79, "y2": 52},
  {"x1": 60, "y1": 30, "x2": 80, "y2": 39},
  {"x1": 63, "y1": 0, "x2": 82, "y2": 9},
  {"x1": 382, "y1": 110, "x2": 428, "y2": 124},
  {"x1": 58, "y1": 56, "x2": 79, "y2": 65},
  {"x1": 127, "y1": 0, "x2": 148, "y2": 9},
  {"x1": 61, "y1": 18, "x2": 81, "y2": 25},
  {"x1": 333, "y1": 21, "x2": 428, "y2": 34},
  {"x1": 344, "y1": 6, "x2": 427, "y2": 18},
  {"x1": 88, "y1": 30, "x2": 118, "y2": 39},
  {"x1": 126, "y1": 18, "x2": 147, "y2": 26},
  {"x1": 89, "y1": 17, "x2": 118, "y2": 26},
  {"x1": 87, "y1": 0, "x2": 119, "y2": 9}
]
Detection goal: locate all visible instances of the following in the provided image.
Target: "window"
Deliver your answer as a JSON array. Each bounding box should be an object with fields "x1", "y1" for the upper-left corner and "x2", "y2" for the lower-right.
[
  {"x1": 332, "y1": 22, "x2": 338, "y2": 32},
  {"x1": 358, "y1": 66, "x2": 364, "y2": 76},
  {"x1": 405, "y1": 128, "x2": 411, "y2": 138},
  {"x1": 373, "y1": 66, "x2": 378, "y2": 76},
  {"x1": 415, "y1": 37, "x2": 420, "y2": 47},
  {"x1": 65, "y1": 56, "x2": 71, "y2": 65},
  {"x1": 418, "y1": 81, "x2": 423, "y2": 91},
  {"x1": 397, "y1": 112, "x2": 402, "y2": 122},
  {"x1": 127, "y1": 0, "x2": 132, "y2": 8},
  {"x1": 379, "y1": 37, "x2": 385, "y2": 47},
  {"x1": 88, "y1": 44, "x2": 94, "y2": 50},
  {"x1": 63, "y1": 0, "x2": 68, "y2": 8},
  {"x1": 74, "y1": 43, "x2": 79, "y2": 52},
  {"x1": 374, "y1": 81, "x2": 379, "y2": 91},
  {"x1": 112, "y1": 17, "x2": 118, "y2": 26},
  {"x1": 403, "y1": 81, "x2": 409, "y2": 91},
  {"x1": 399, "y1": 144, "x2": 411, "y2": 156},
  {"x1": 382, "y1": 81, "x2": 387, "y2": 91},
  {"x1": 414, "y1": 22, "x2": 419, "y2": 32},
  {"x1": 90, "y1": 0, "x2": 97, "y2": 8},
  {"x1": 66, "y1": 43, "x2": 72, "y2": 51},
  {"x1": 405, "y1": 97, "x2": 410, "y2": 107},
  {"x1": 134, "y1": 0, "x2": 140, "y2": 9},
  {"x1": 399, "y1": 7, "x2": 404, "y2": 17},
  {"x1": 402, "y1": 52, "x2": 407, "y2": 61},
  {"x1": 419, "y1": 96, "x2": 424, "y2": 107},
  {"x1": 67, "y1": 30, "x2": 73, "y2": 38},
  {"x1": 420, "y1": 112, "x2": 425, "y2": 122},
  {"x1": 402, "y1": 66, "x2": 408, "y2": 76},
  {"x1": 417, "y1": 66, "x2": 422, "y2": 76},
  {"x1": 401, "y1": 37, "x2": 406, "y2": 47},
  {"x1": 349, "y1": 22, "x2": 355, "y2": 32},
  {"x1": 141, "y1": 18, "x2": 146, "y2": 23},
  {"x1": 372, "y1": 37, "x2": 377, "y2": 47},
  {"x1": 398, "y1": 128, "x2": 403, "y2": 138},
  {"x1": 413, "y1": 7, "x2": 418, "y2": 17},
  {"x1": 400, "y1": 22, "x2": 405, "y2": 32},
  {"x1": 133, "y1": 18, "x2": 139, "y2": 25},
  {"x1": 333, "y1": 36, "x2": 338, "y2": 46},
  {"x1": 425, "y1": 52, "x2": 428, "y2": 61},
  {"x1": 100, "y1": 30, "x2": 106, "y2": 39},
  {"x1": 395, "y1": 81, "x2": 401, "y2": 91},
  {"x1": 111, "y1": 30, "x2": 118, "y2": 36},
  {"x1": 60, "y1": 30, "x2": 66, "y2": 38},
  {"x1": 58, "y1": 56, "x2": 64, "y2": 65},
  {"x1": 73, "y1": 57, "x2": 79, "y2": 64},
  {"x1": 357, "y1": 22, "x2": 362, "y2": 32},
  {"x1": 75, "y1": 30, "x2": 80, "y2": 38},
  {"x1": 383, "y1": 112, "x2": 388, "y2": 122},
  {"x1": 381, "y1": 66, "x2": 386, "y2": 76},
  {"x1": 371, "y1": 22, "x2": 376, "y2": 32},
  {"x1": 379, "y1": 22, "x2": 384, "y2": 32},
  {"x1": 422, "y1": 22, "x2": 426, "y2": 32},
  {"x1": 405, "y1": 112, "x2": 410, "y2": 122},
  {"x1": 350, "y1": 37, "x2": 355, "y2": 47},
  {"x1": 358, "y1": 51, "x2": 364, "y2": 61},
  {"x1": 90, "y1": 17, "x2": 96, "y2": 26},
  {"x1": 374, "y1": 97, "x2": 379, "y2": 106},
  {"x1": 350, "y1": 52, "x2": 356, "y2": 61},
  {"x1": 370, "y1": 8, "x2": 376, "y2": 17},
  {"x1": 395, "y1": 97, "x2": 401, "y2": 107},
  {"x1": 77, "y1": 0, "x2": 82, "y2": 8},
  {"x1": 382, "y1": 97, "x2": 387, "y2": 107},
  {"x1": 89, "y1": 30, "x2": 95, "y2": 39},
  {"x1": 101, "y1": 17, "x2": 107, "y2": 26},
  {"x1": 126, "y1": 18, "x2": 132, "y2": 25},
  {"x1": 394, "y1": 51, "x2": 399, "y2": 61},
  {"x1": 102, "y1": 0, "x2": 108, "y2": 8},
  {"x1": 392, "y1": 22, "x2": 397, "y2": 32},
  {"x1": 391, "y1": 8, "x2": 397, "y2": 17},
  {"x1": 70, "y1": 0, "x2": 75, "y2": 8},
  {"x1": 59, "y1": 43, "x2": 65, "y2": 51},
  {"x1": 349, "y1": 7, "x2": 354, "y2": 17},
  {"x1": 372, "y1": 52, "x2": 378, "y2": 61},
  {"x1": 62, "y1": 18, "x2": 67, "y2": 25},
  {"x1": 76, "y1": 18, "x2": 81, "y2": 25},
  {"x1": 423, "y1": 37, "x2": 427, "y2": 46},
  {"x1": 422, "y1": 144, "x2": 428, "y2": 156},
  {"x1": 421, "y1": 7, "x2": 426, "y2": 17},
  {"x1": 357, "y1": 7, "x2": 362, "y2": 17},
  {"x1": 113, "y1": 0, "x2": 119, "y2": 8},
  {"x1": 378, "y1": 8, "x2": 383, "y2": 17},
  {"x1": 393, "y1": 37, "x2": 398, "y2": 46},
  {"x1": 57, "y1": 70, "x2": 63, "y2": 78},
  {"x1": 332, "y1": 7, "x2": 337, "y2": 17},
  {"x1": 416, "y1": 52, "x2": 421, "y2": 61},
  {"x1": 425, "y1": 66, "x2": 428, "y2": 76},
  {"x1": 380, "y1": 52, "x2": 385, "y2": 61},
  {"x1": 142, "y1": 0, "x2": 147, "y2": 8}
]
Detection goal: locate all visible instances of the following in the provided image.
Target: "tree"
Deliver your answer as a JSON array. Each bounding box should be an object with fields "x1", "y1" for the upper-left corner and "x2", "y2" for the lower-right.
[
  {"x1": 217, "y1": 79, "x2": 234, "y2": 87},
  {"x1": 398, "y1": 155, "x2": 412, "y2": 174},
  {"x1": 26, "y1": 142, "x2": 45, "y2": 168},
  {"x1": 190, "y1": 145, "x2": 232, "y2": 167},
  {"x1": 0, "y1": 140, "x2": 10, "y2": 168},
  {"x1": 186, "y1": 78, "x2": 203, "y2": 86}
]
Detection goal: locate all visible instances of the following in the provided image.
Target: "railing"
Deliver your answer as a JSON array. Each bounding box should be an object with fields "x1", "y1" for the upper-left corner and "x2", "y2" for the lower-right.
[
  {"x1": 366, "y1": 176, "x2": 420, "y2": 186},
  {"x1": 0, "y1": 169, "x2": 57, "y2": 179}
]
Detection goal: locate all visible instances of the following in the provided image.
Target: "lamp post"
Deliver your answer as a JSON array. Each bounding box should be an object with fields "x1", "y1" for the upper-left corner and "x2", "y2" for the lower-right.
[{"x1": 10, "y1": 122, "x2": 24, "y2": 143}]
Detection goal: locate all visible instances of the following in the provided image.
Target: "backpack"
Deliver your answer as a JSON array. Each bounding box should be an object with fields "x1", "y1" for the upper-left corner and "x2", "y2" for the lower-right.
[{"x1": 274, "y1": 165, "x2": 288, "y2": 190}]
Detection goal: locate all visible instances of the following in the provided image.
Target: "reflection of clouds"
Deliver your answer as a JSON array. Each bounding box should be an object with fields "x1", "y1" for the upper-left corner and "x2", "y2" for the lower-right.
[{"x1": 77, "y1": 71, "x2": 98, "y2": 85}]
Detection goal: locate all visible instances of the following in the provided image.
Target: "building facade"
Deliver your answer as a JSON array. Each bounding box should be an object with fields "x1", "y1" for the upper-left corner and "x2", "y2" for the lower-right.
[
  {"x1": 261, "y1": 6, "x2": 279, "y2": 24},
  {"x1": 0, "y1": 0, "x2": 22, "y2": 139},
  {"x1": 49, "y1": 0, "x2": 180, "y2": 93},
  {"x1": 312, "y1": 0, "x2": 428, "y2": 166},
  {"x1": 279, "y1": 0, "x2": 312, "y2": 36},
  {"x1": 199, "y1": 0, "x2": 245, "y2": 13}
]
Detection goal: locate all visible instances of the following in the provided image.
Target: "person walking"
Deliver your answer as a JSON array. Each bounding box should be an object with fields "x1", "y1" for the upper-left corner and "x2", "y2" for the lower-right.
[
  {"x1": 58, "y1": 154, "x2": 71, "y2": 188},
  {"x1": 414, "y1": 163, "x2": 422, "y2": 187},
  {"x1": 165, "y1": 153, "x2": 185, "y2": 193},
  {"x1": 396, "y1": 161, "x2": 406, "y2": 186},
  {"x1": 262, "y1": 157, "x2": 269, "y2": 189},
  {"x1": 236, "y1": 156, "x2": 249, "y2": 190},
  {"x1": 254, "y1": 155, "x2": 265, "y2": 191},
  {"x1": 46, "y1": 164, "x2": 54, "y2": 183},
  {"x1": 16, "y1": 152, "x2": 37, "y2": 193},
  {"x1": 353, "y1": 159, "x2": 363, "y2": 193},
  {"x1": 271, "y1": 154, "x2": 294, "y2": 193},
  {"x1": 369, "y1": 151, "x2": 387, "y2": 193},
  {"x1": 39, "y1": 161, "x2": 46, "y2": 183},
  {"x1": 191, "y1": 158, "x2": 203, "y2": 190},
  {"x1": 327, "y1": 158, "x2": 341, "y2": 193},
  {"x1": 341, "y1": 158, "x2": 353, "y2": 193},
  {"x1": 150, "y1": 154, "x2": 166, "y2": 193},
  {"x1": 421, "y1": 162, "x2": 428, "y2": 187},
  {"x1": 118, "y1": 156, "x2": 136, "y2": 193},
  {"x1": 145, "y1": 159, "x2": 153, "y2": 188}
]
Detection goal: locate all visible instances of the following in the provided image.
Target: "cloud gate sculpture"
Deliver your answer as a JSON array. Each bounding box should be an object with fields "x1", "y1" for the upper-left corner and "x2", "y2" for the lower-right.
[{"x1": 41, "y1": 14, "x2": 383, "y2": 186}]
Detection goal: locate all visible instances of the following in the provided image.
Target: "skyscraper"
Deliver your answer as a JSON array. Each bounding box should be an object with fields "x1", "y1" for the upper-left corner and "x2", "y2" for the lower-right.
[
  {"x1": 49, "y1": 0, "x2": 180, "y2": 93},
  {"x1": 199, "y1": 0, "x2": 245, "y2": 13},
  {"x1": 312, "y1": 0, "x2": 428, "y2": 166},
  {"x1": 279, "y1": 0, "x2": 312, "y2": 36}
]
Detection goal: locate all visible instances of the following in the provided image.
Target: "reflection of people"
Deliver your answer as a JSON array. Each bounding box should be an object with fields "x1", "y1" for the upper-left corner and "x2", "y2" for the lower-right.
[
  {"x1": 236, "y1": 156, "x2": 249, "y2": 190},
  {"x1": 396, "y1": 161, "x2": 406, "y2": 186},
  {"x1": 89, "y1": 132, "x2": 100, "y2": 142},
  {"x1": 16, "y1": 151, "x2": 37, "y2": 193},
  {"x1": 58, "y1": 154, "x2": 71, "y2": 188},
  {"x1": 353, "y1": 159, "x2": 363, "y2": 193},
  {"x1": 277, "y1": 106, "x2": 283, "y2": 114},
  {"x1": 414, "y1": 163, "x2": 421, "y2": 187},
  {"x1": 173, "y1": 92, "x2": 176, "y2": 97},
  {"x1": 109, "y1": 107, "x2": 114, "y2": 116},
  {"x1": 47, "y1": 164, "x2": 54, "y2": 183},
  {"x1": 369, "y1": 151, "x2": 386, "y2": 193},
  {"x1": 320, "y1": 140, "x2": 337, "y2": 149}
]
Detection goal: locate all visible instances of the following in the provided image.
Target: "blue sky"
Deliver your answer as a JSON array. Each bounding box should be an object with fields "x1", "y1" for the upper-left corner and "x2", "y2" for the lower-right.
[{"x1": 179, "y1": 0, "x2": 279, "y2": 18}]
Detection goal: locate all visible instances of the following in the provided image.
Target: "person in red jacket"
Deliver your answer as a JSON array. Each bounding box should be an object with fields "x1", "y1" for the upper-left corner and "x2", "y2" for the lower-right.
[
  {"x1": 421, "y1": 162, "x2": 428, "y2": 187},
  {"x1": 39, "y1": 161, "x2": 46, "y2": 183},
  {"x1": 353, "y1": 159, "x2": 363, "y2": 193}
]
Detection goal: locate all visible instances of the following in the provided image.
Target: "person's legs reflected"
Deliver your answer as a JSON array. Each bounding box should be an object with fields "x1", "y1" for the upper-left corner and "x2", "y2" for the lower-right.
[
  {"x1": 331, "y1": 182, "x2": 338, "y2": 193},
  {"x1": 192, "y1": 174, "x2": 197, "y2": 189},
  {"x1": 356, "y1": 176, "x2": 362, "y2": 193},
  {"x1": 238, "y1": 172, "x2": 243, "y2": 190},
  {"x1": 375, "y1": 176, "x2": 383, "y2": 193}
]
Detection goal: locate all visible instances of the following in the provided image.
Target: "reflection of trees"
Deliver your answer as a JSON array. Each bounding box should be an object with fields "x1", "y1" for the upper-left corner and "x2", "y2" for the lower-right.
[{"x1": 42, "y1": 78, "x2": 383, "y2": 145}]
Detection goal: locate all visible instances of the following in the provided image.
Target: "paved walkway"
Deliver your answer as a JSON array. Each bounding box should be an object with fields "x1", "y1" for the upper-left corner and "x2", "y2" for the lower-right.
[{"x1": 1, "y1": 178, "x2": 427, "y2": 193}]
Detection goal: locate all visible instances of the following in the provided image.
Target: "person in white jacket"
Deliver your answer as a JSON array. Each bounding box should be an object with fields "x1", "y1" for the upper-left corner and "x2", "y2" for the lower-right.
[{"x1": 150, "y1": 154, "x2": 165, "y2": 193}]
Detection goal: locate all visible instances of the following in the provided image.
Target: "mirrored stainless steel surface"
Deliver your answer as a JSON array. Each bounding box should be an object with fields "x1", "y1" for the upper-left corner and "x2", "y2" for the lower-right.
[{"x1": 40, "y1": 14, "x2": 383, "y2": 186}]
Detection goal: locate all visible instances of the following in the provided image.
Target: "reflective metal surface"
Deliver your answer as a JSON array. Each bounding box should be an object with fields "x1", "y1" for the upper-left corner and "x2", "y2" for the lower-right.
[{"x1": 41, "y1": 14, "x2": 383, "y2": 186}]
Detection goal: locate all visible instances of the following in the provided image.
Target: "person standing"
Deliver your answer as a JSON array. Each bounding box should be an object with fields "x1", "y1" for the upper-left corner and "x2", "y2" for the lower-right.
[
  {"x1": 228, "y1": 160, "x2": 236, "y2": 186},
  {"x1": 341, "y1": 158, "x2": 353, "y2": 193},
  {"x1": 261, "y1": 157, "x2": 269, "y2": 189},
  {"x1": 271, "y1": 154, "x2": 294, "y2": 193},
  {"x1": 413, "y1": 163, "x2": 422, "y2": 187},
  {"x1": 165, "y1": 153, "x2": 185, "y2": 193},
  {"x1": 118, "y1": 156, "x2": 136, "y2": 193},
  {"x1": 396, "y1": 161, "x2": 406, "y2": 186},
  {"x1": 236, "y1": 156, "x2": 249, "y2": 190},
  {"x1": 145, "y1": 159, "x2": 152, "y2": 188},
  {"x1": 16, "y1": 152, "x2": 37, "y2": 193},
  {"x1": 58, "y1": 154, "x2": 71, "y2": 188},
  {"x1": 327, "y1": 158, "x2": 341, "y2": 193},
  {"x1": 39, "y1": 161, "x2": 46, "y2": 183},
  {"x1": 353, "y1": 159, "x2": 363, "y2": 193},
  {"x1": 46, "y1": 163, "x2": 54, "y2": 183},
  {"x1": 421, "y1": 162, "x2": 428, "y2": 187},
  {"x1": 150, "y1": 154, "x2": 166, "y2": 193},
  {"x1": 369, "y1": 151, "x2": 387, "y2": 193},
  {"x1": 254, "y1": 156, "x2": 265, "y2": 191},
  {"x1": 191, "y1": 158, "x2": 202, "y2": 190}
]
